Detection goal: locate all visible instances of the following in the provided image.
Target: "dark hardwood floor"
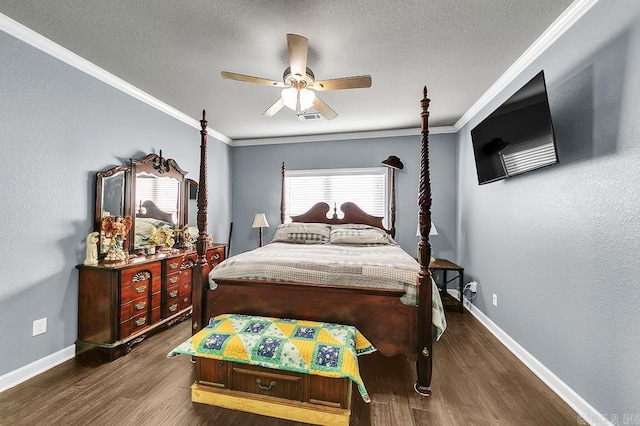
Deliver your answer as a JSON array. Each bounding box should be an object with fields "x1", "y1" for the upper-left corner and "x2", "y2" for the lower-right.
[{"x1": 0, "y1": 311, "x2": 581, "y2": 425}]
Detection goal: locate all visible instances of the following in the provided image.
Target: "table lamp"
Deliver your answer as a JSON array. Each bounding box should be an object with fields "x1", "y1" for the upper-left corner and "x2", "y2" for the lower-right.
[{"x1": 252, "y1": 213, "x2": 269, "y2": 247}]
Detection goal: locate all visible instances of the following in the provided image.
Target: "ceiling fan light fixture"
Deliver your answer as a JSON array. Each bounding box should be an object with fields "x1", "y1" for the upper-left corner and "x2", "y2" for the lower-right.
[
  {"x1": 299, "y1": 88, "x2": 316, "y2": 110},
  {"x1": 281, "y1": 87, "x2": 315, "y2": 113}
]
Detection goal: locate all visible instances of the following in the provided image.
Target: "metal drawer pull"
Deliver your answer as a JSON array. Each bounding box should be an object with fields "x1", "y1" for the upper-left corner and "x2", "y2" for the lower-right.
[
  {"x1": 169, "y1": 304, "x2": 178, "y2": 312},
  {"x1": 169, "y1": 276, "x2": 178, "y2": 284},
  {"x1": 170, "y1": 262, "x2": 179, "y2": 269},
  {"x1": 256, "y1": 379, "x2": 276, "y2": 391},
  {"x1": 135, "y1": 301, "x2": 146, "y2": 310},
  {"x1": 135, "y1": 317, "x2": 146, "y2": 326},
  {"x1": 169, "y1": 290, "x2": 178, "y2": 298},
  {"x1": 135, "y1": 285, "x2": 147, "y2": 294},
  {"x1": 212, "y1": 253, "x2": 220, "y2": 260}
]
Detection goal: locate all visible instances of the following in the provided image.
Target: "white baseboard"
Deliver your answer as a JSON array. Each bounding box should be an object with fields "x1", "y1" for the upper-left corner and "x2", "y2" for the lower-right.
[
  {"x1": 449, "y1": 290, "x2": 611, "y2": 426},
  {"x1": 0, "y1": 345, "x2": 75, "y2": 393}
]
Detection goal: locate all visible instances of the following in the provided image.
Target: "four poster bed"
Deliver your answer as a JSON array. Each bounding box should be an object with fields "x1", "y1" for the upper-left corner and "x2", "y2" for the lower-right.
[{"x1": 190, "y1": 87, "x2": 439, "y2": 397}]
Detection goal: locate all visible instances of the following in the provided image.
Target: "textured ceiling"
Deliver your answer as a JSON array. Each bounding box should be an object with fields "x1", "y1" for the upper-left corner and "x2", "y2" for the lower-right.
[{"x1": 0, "y1": 1, "x2": 574, "y2": 142}]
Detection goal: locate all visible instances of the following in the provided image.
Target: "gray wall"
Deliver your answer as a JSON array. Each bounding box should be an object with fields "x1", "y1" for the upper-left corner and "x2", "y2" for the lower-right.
[
  {"x1": 457, "y1": 0, "x2": 640, "y2": 418},
  {"x1": 230, "y1": 133, "x2": 457, "y2": 258},
  {"x1": 0, "y1": 31, "x2": 231, "y2": 376}
]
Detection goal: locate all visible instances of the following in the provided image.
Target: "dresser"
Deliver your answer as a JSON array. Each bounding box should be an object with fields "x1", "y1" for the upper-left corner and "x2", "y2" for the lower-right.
[{"x1": 76, "y1": 244, "x2": 225, "y2": 361}]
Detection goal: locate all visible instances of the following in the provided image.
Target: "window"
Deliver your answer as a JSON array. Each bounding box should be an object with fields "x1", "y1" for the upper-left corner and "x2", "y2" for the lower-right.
[{"x1": 284, "y1": 167, "x2": 389, "y2": 225}]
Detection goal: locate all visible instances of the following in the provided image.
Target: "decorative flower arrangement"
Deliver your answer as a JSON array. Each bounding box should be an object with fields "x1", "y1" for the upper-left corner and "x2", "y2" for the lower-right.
[{"x1": 149, "y1": 225, "x2": 175, "y2": 249}]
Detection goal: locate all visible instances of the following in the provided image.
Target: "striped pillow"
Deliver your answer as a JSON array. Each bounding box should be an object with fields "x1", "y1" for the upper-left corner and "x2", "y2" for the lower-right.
[
  {"x1": 271, "y1": 223, "x2": 331, "y2": 244},
  {"x1": 329, "y1": 225, "x2": 395, "y2": 245}
]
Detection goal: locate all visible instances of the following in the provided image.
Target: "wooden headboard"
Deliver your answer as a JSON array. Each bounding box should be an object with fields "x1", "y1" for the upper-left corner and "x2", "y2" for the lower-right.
[
  {"x1": 137, "y1": 200, "x2": 175, "y2": 225},
  {"x1": 290, "y1": 202, "x2": 387, "y2": 231}
]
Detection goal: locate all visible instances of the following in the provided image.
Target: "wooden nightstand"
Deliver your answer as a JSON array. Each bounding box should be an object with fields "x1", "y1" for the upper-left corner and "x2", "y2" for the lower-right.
[{"x1": 429, "y1": 258, "x2": 464, "y2": 313}]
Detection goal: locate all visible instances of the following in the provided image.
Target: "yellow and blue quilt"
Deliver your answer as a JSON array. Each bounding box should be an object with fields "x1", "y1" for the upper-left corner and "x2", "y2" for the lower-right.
[{"x1": 168, "y1": 313, "x2": 376, "y2": 402}]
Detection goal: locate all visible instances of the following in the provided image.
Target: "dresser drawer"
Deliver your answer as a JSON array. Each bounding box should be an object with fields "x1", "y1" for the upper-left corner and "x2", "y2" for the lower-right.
[
  {"x1": 120, "y1": 311, "x2": 149, "y2": 339},
  {"x1": 207, "y1": 248, "x2": 224, "y2": 268},
  {"x1": 166, "y1": 273, "x2": 180, "y2": 286},
  {"x1": 120, "y1": 263, "x2": 161, "y2": 287},
  {"x1": 179, "y1": 281, "x2": 191, "y2": 297},
  {"x1": 195, "y1": 358, "x2": 351, "y2": 409},
  {"x1": 166, "y1": 300, "x2": 180, "y2": 316},
  {"x1": 120, "y1": 280, "x2": 150, "y2": 304},
  {"x1": 232, "y1": 364, "x2": 303, "y2": 401},
  {"x1": 166, "y1": 259, "x2": 182, "y2": 274},
  {"x1": 119, "y1": 295, "x2": 148, "y2": 321},
  {"x1": 166, "y1": 284, "x2": 180, "y2": 300},
  {"x1": 179, "y1": 294, "x2": 191, "y2": 311}
]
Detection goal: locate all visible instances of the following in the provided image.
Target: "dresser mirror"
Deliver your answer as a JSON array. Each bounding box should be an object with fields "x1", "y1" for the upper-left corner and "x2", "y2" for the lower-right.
[
  {"x1": 95, "y1": 152, "x2": 193, "y2": 256},
  {"x1": 95, "y1": 166, "x2": 131, "y2": 255}
]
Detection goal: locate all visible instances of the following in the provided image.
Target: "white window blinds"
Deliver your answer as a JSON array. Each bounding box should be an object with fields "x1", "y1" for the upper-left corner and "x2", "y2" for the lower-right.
[
  {"x1": 135, "y1": 174, "x2": 180, "y2": 224},
  {"x1": 284, "y1": 167, "x2": 388, "y2": 225}
]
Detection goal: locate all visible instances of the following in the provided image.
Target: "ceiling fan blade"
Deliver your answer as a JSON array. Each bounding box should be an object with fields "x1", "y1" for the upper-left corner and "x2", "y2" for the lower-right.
[
  {"x1": 263, "y1": 98, "x2": 286, "y2": 117},
  {"x1": 312, "y1": 75, "x2": 372, "y2": 91},
  {"x1": 221, "y1": 71, "x2": 285, "y2": 87},
  {"x1": 313, "y1": 97, "x2": 338, "y2": 120},
  {"x1": 287, "y1": 34, "x2": 308, "y2": 79}
]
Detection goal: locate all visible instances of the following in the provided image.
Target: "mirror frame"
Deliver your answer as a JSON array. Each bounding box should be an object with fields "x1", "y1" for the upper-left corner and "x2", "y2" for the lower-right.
[
  {"x1": 184, "y1": 178, "x2": 198, "y2": 226},
  {"x1": 131, "y1": 153, "x2": 188, "y2": 251},
  {"x1": 95, "y1": 165, "x2": 132, "y2": 255},
  {"x1": 95, "y1": 152, "x2": 192, "y2": 256}
]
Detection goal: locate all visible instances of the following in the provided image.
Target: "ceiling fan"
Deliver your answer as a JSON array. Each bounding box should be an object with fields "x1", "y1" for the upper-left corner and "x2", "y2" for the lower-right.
[{"x1": 221, "y1": 34, "x2": 372, "y2": 120}]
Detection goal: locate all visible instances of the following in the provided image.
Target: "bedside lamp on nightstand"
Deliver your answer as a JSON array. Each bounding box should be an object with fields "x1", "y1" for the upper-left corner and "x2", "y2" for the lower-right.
[
  {"x1": 252, "y1": 213, "x2": 269, "y2": 247},
  {"x1": 417, "y1": 221, "x2": 438, "y2": 261}
]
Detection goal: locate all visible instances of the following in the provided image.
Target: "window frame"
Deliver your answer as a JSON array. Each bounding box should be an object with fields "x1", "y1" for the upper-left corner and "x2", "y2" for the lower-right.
[{"x1": 284, "y1": 167, "x2": 390, "y2": 227}]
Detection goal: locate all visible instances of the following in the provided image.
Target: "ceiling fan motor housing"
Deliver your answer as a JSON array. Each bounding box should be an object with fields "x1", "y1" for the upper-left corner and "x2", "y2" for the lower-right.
[{"x1": 283, "y1": 66, "x2": 315, "y2": 87}]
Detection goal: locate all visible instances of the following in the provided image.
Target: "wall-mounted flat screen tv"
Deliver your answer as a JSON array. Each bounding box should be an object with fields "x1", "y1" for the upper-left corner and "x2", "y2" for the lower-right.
[{"x1": 470, "y1": 70, "x2": 558, "y2": 185}]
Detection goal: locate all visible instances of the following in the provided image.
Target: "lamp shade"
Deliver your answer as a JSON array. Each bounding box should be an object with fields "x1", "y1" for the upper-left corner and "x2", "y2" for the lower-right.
[
  {"x1": 281, "y1": 87, "x2": 315, "y2": 112},
  {"x1": 251, "y1": 213, "x2": 269, "y2": 228},
  {"x1": 381, "y1": 155, "x2": 404, "y2": 170}
]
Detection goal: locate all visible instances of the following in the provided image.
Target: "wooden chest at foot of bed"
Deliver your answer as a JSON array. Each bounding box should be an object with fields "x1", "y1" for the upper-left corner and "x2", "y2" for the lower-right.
[{"x1": 193, "y1": 357, "x2": 352, "y2": 425}]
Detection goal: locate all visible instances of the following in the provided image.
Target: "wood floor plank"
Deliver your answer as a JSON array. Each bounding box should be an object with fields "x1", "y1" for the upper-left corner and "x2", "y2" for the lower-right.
[{"x1": 0, "y1": 312, "x2": 581, "y2": 425}]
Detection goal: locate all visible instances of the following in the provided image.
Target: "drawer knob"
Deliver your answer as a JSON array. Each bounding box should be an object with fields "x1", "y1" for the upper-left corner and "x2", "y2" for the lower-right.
[
  {"x1": 212, "y1": 253, "x2": 220, "y2": 260},
  {"x1": 170, "y1": 262, "x2": 179, "y2": 269},
  {"x1": 135, "y1": 317, "x2": 146, "y2": 326},
  {"x1": 169, "y1": 290, "x2": 178, "y2": 298},
  {"x1": 256, "y1": 379, "x2": 276, "y2": 391},
  {"x1": 135, "y1": 301, "x2": 146, "y2": 310},
  {"x1": 169, "y1": 276, "x2": 178, "y2": 284},
  {"x1": 169, "y1": 304, "x2": 178, "y2": 312},
  {"x1": 135, "y1": 285, "x2": 147, "y2": 294}
]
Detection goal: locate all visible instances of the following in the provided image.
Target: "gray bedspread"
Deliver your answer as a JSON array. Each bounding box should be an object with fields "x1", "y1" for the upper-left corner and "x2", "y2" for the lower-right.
[{"x1": 209, "y1": 242, "x2": 447, "y2": 340}]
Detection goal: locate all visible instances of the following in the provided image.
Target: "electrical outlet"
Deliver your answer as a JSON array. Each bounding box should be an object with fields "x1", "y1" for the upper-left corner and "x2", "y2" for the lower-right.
[
  {"x1": 33, "y1": 318, "x2": 47, "y2": 336},
  {"x1": 469, "y1": 281, "x2": 478, "y2": 292},
  {"x1": 492, "y1": 294, "x2": 498, "y2": 306}
]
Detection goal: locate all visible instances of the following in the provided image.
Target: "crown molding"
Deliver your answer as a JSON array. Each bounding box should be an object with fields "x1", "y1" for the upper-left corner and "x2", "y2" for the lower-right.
[
  {"x1": 453, "y1": 0, "x2": 600, "y2": 132},
  {"x1": 0, "y1": 13, "x2": 232, "y2": 145},
  {"x1": 2, "y1": 0, "x2": 598, "y2": 146},
  {"x1": 232, "y1": 125, "x2": 456, "y2": 147}
]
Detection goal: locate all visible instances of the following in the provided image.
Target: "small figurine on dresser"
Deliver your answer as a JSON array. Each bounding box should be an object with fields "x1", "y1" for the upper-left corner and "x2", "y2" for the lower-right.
[
  {"x1": 149, "y1": 225, "x2": 175, "y2": 251},
  {"x1": 101, "y1": 215, "x2": 132, "y2": 262},
  {"x1": 83, "y1": 231, "x2": 100, "y2": 265}
]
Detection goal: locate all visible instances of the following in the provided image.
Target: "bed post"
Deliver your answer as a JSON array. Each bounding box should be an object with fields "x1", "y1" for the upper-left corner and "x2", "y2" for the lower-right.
[
  {"x1": 389, "y1": 167, "x2": 397, "y2": 238},
  {"x1": 281, "y1": 162, "x2": 286, "y2": 224},
  {"x1": 415, "y1": 86, "x2": 433, "y2": 396},
  {"x1": 192, "y1": 109, "x2": 208, "y2": 334}
]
